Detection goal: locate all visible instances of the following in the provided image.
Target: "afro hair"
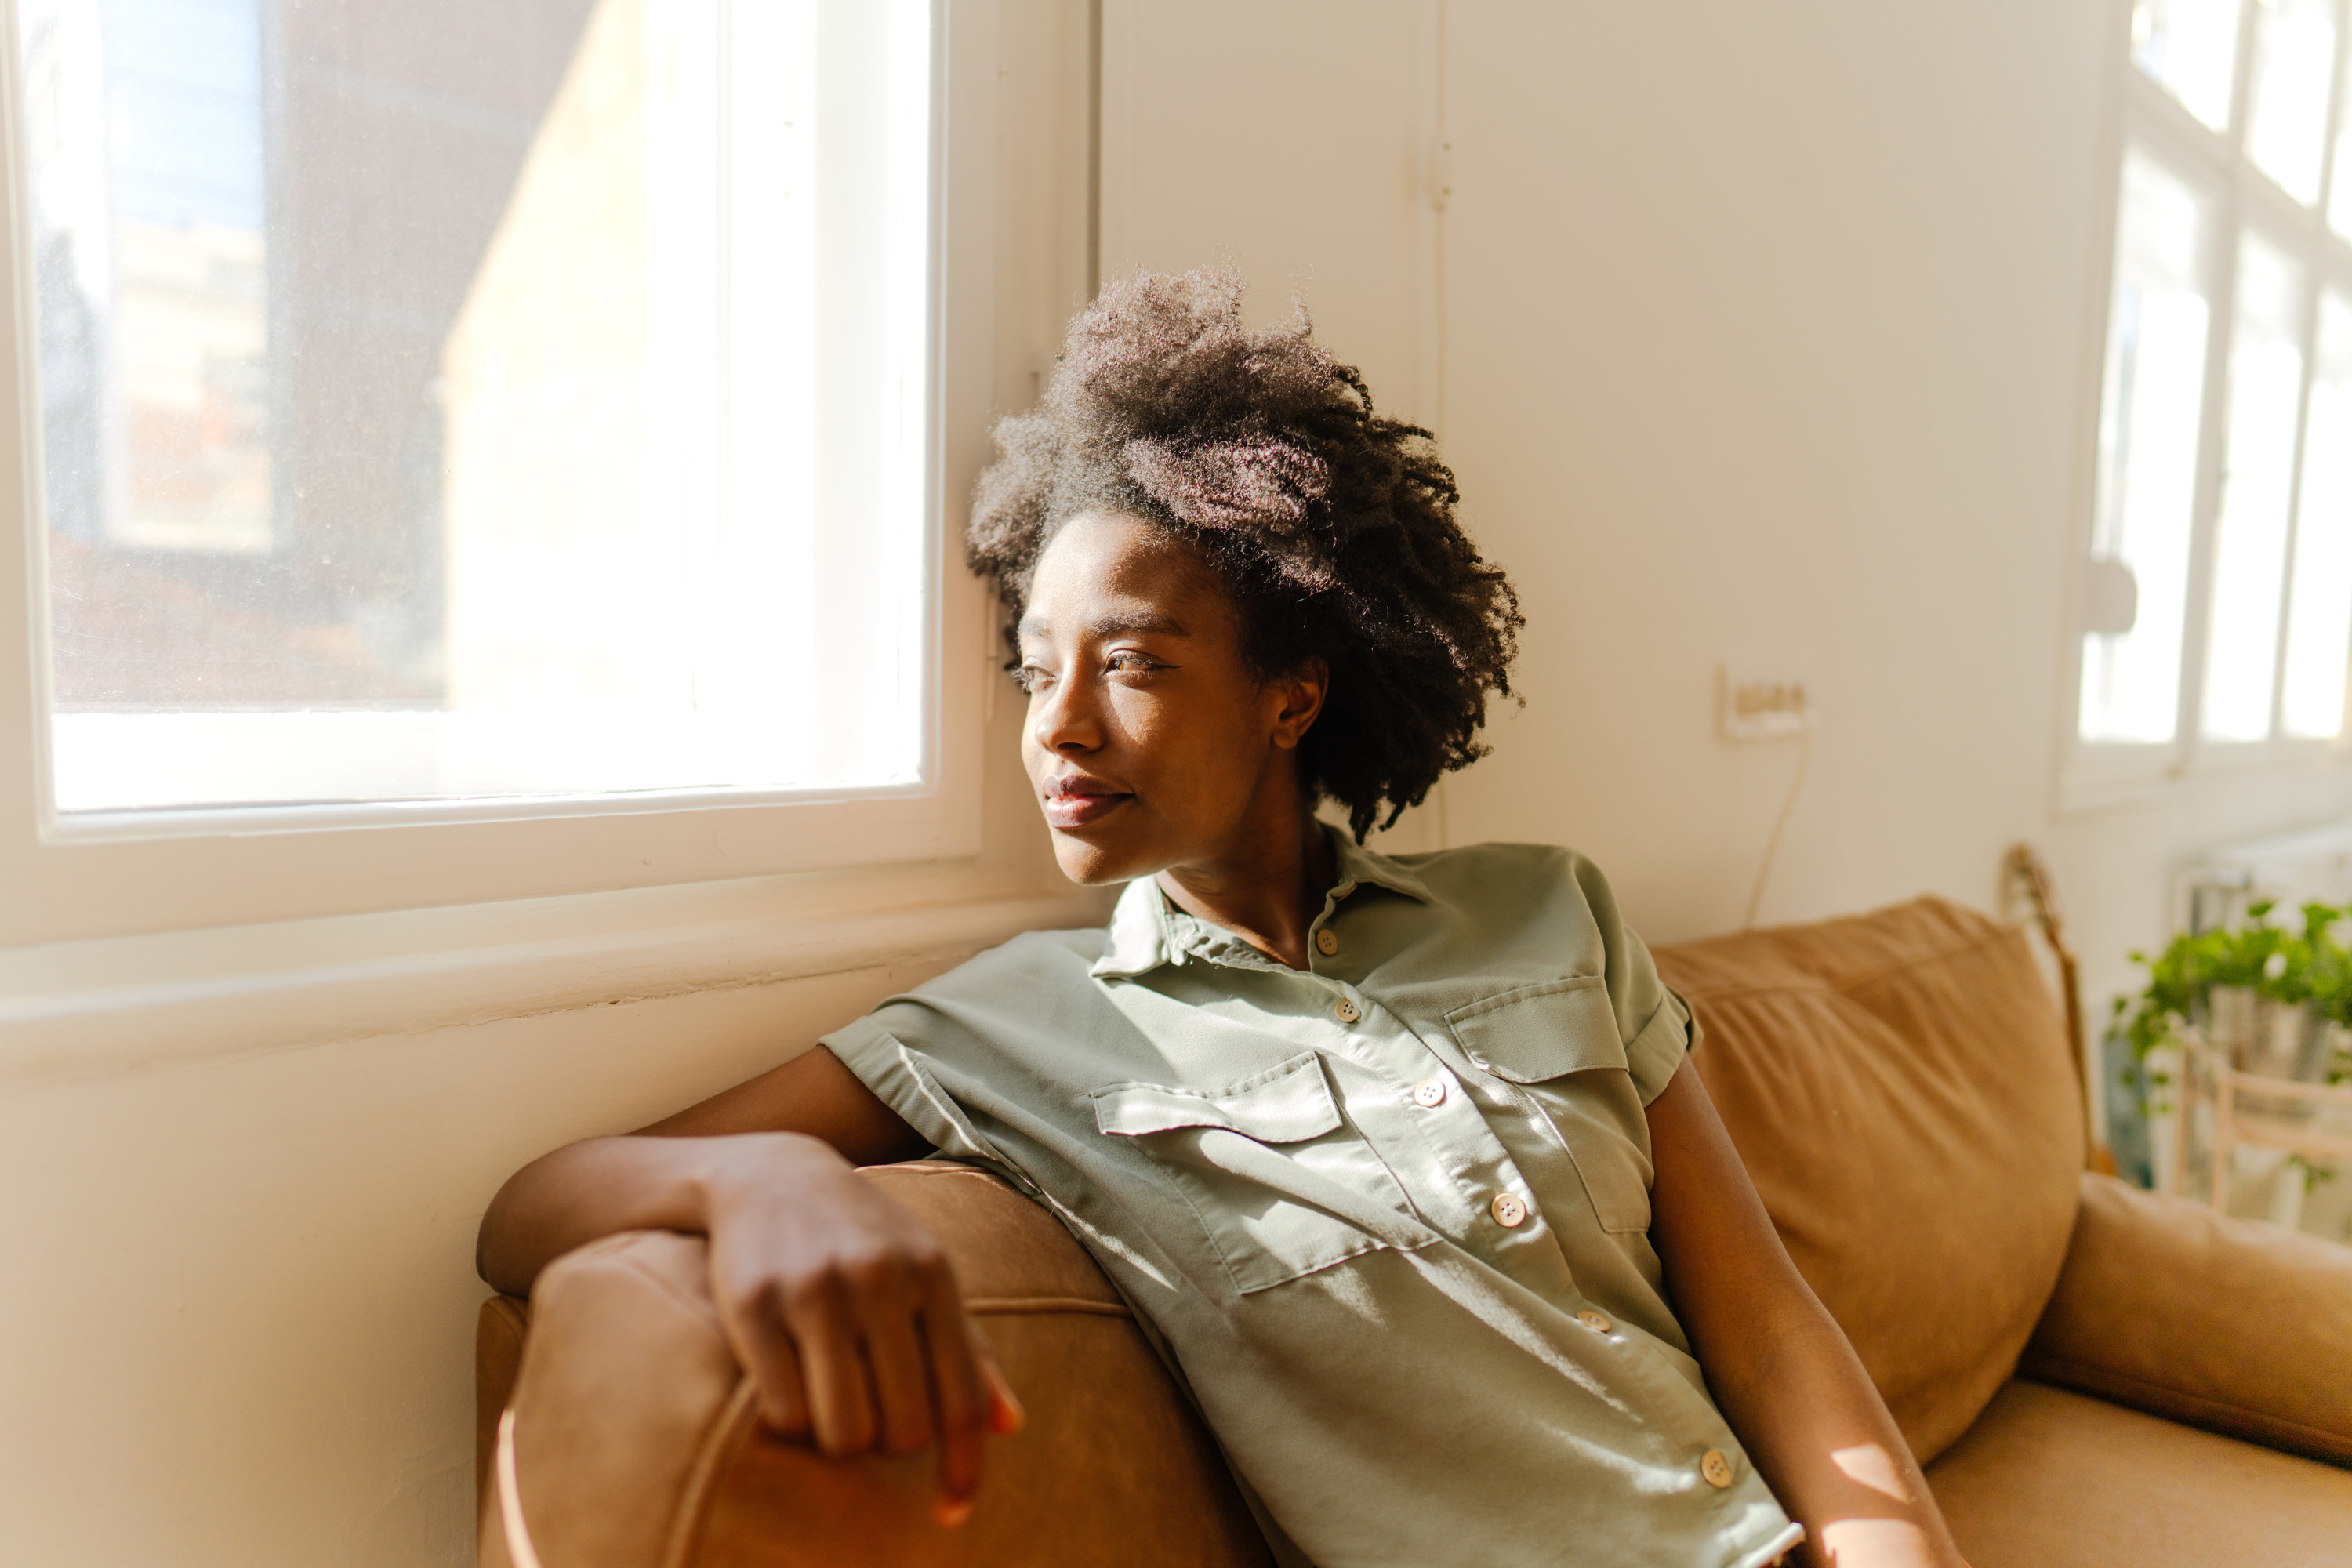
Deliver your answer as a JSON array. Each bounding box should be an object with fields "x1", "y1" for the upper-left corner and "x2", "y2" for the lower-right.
[{"x1": 967, "y1": 267, "x2": 1522, "y2": 841}]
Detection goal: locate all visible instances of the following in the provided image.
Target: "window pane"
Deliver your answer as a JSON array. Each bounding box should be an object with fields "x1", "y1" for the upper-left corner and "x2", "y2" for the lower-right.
[
  {"x1": 2082, "y1": 151, "x2": 2213, "y2": 744},
  {"x1": 2133, "y1": 0, "x2": 2245, "y2": 130},
  {"x1": 20, "y1": 0, "x2": 935, "y2": 815},
  {"x1": 2202, "y1": 233, "x2": 2307, "y2": 740},
  {"x1": 2281, "y1": 294, "x2": 2352, "y2": 735},
  {"x1": 2246, "y1": 0, "x2": 2340, "y2": 204}
]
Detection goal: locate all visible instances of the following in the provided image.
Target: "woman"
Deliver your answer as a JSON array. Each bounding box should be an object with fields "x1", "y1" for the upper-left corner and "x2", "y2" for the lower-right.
[{"x1": 480, "y1": 270, "x2": 1966, "y2": 1568}]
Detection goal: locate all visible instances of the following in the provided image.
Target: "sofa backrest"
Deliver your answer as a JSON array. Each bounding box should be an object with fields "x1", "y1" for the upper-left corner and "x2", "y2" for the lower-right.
[{"x1": 1654, "y1": 896, "x2": 2085, "y2": 1464}]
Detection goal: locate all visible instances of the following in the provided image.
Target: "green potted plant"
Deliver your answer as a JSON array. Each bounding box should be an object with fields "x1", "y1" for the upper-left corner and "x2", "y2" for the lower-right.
[
  {"x1": 2114, "y1": 899, "x2": 2350, "y2": 1198},
  {"x1": 2117, "y1": 899, "x2": 2352, "y2": 1083}
]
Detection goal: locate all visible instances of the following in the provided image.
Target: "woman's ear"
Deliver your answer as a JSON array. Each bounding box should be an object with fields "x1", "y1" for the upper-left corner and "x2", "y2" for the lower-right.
[{"x1": 1270, "y1": 658, "x2": 1330, "y2": 750}]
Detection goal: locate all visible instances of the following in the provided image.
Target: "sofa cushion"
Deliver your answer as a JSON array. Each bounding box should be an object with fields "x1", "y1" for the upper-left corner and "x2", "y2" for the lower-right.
[
  {"x1": 1654, "y1": 897, "x2": 2084, "y2": 1463},
  {"x1": 1927, "y1": 1380, "x2": 2352, "y2": 1568}
]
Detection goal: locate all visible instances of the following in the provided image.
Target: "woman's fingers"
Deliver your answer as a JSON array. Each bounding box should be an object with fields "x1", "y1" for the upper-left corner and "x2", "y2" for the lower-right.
[
  {"x1": 861, "y1": 1273, "x2": 940, "y2": 1458},
  {"x1": 706, "y1": 1170, "x2": 1018, "y2": 1525},
  {"x1": 917, "y1": 1294, "x2": 996, "y2": 1518},
  {"x1": 717, "y1": 1276, "x2": 812, "y2": 1438},
  {"x1": 974, "y1": 1327, "x2": 1025, "y2": 1437},
  {"x1": 787, "y1": 1272, "x2": 884, "y2": 1456}
]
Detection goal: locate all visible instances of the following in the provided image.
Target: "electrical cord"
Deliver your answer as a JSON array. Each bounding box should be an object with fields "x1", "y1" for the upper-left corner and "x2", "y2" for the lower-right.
[{"x1": 1742, "y1": 726, "x2": 1811, "y2": 930}]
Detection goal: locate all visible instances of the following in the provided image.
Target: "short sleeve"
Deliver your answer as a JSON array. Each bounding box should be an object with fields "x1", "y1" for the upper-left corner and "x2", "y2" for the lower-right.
[
  {"x1": 812, "y1": 927, "x2": 1120, "y2": 1200},
  {"x1": 1566, "y1": 852, "x2": 1696, "y2": 1105},
  {"x1": 820, "y1": 1005, "x2": 1014, "y2": 1170},
  {"x1": 1624, "y1": 982, "x2": 1698, "y2": 1105}
]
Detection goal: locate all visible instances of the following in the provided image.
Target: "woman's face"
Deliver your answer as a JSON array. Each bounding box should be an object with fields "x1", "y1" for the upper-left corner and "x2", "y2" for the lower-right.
[{"x1": 1018, "y1": 513, "x2": 1324, "y2": 886}]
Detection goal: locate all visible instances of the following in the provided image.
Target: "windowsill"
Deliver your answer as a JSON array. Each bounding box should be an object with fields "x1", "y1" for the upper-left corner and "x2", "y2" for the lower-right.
[
  {"x1": 0, "y1": 862, "x2": 1108, "y2": 1092},
  {"x1": 2057, "y1": 738, "x2": 2352, "y2": 815}
]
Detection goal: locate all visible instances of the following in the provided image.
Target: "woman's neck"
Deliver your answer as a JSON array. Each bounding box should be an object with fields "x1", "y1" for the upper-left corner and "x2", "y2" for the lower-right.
[{"x1": 1156, "y1": 809, "x2": 1337, "y2": 971}]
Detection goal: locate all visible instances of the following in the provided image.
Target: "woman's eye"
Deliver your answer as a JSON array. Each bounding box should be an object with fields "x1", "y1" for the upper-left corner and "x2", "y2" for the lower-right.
[
  {"x1": 1108, "y1": 652, "x2": 1163, "y2": 674},
  {"x1": 1015, "y1": 664, "x2": 1053, "y2": 693}
]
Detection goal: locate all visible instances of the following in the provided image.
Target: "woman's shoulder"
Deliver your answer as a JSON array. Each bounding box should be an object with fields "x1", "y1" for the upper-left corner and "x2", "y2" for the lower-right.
[
  {"x1": 826, "y1": 922, "x2": 1125, "y2": 1080},
  {"x1": 913, "y1": 923, "x2": 1112, "y2": 1000},
  {"x1": 1374, "y1": 839, "x2": 1635, "y2": 945},
  {"x1": 1381, "y1": 839, "x2": 1611, "y2": 895}
]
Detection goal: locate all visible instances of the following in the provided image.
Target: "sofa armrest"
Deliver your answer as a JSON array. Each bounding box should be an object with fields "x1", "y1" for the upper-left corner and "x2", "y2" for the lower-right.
[
  {"x1": 474, "y1": 1294, "x2": 530, "y2": 1509},
  {"x1": 477, "y1": 1161, "x2": 1272, "y2": 1568},
  {"x1": 2017, "y1": 1172, "x2": 2352, "y2": 1467}
]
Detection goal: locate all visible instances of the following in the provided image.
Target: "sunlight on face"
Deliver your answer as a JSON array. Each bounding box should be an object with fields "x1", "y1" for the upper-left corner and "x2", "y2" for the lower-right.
[{"x1": 1016, "y1": 514, "x2": 1310, "y2": 887}]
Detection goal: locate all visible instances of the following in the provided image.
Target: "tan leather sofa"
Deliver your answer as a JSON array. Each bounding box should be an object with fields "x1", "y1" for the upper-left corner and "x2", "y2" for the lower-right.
[{"x1": 476, "y1": 898, "x2": 2352, "y2": 1567}]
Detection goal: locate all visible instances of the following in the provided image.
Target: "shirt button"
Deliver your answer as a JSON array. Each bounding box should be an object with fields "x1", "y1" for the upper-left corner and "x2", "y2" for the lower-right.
[
  {"x1": 1315, "y1": 928, "x2": 1340, "y2": 956},
  {"x1": 1577, "y1": 1310, "x2": 1613, "y2": 1334},
  {"x1": 1412, "y1": 1076, "x2": 1447, "y2": 1109},
  {"x1": 1489, "y1": 1192, "x2": 1528, "y2": 1228},
  {"x1": 1334, "y1": 999, "x2": 1361, "y2": 1024},
  {"x1": 1700, "y1": 1450, "x2": 1735, "y2": 1490}
]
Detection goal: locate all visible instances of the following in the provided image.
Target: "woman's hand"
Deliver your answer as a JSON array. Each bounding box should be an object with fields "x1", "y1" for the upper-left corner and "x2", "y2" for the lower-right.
[
  {"x1": 699, "y1": 1133, "x2": 1024, "y2": 1525},
  {"x1": 477, "y1": 1047, "x2": 1021, "y2": 1525}
]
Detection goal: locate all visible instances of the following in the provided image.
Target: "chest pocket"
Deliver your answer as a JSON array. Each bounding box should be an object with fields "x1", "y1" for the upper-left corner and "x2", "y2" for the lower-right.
[
  {"x1": 1446, "y1": 978, "x2": 1656, "y2": 1234},
  {"x1": 1091, "y1": 1052, "x2": 1423, "y2": 1294}
]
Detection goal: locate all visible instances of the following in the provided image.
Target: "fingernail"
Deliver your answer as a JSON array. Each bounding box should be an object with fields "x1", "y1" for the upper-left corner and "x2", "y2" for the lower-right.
[
  {"x1": 934, "y1": 1494, "x2": 975, "y2": 1530},
  {"x1": 989, "y1": 1385, "x2": 1026, "y2": 1436}
]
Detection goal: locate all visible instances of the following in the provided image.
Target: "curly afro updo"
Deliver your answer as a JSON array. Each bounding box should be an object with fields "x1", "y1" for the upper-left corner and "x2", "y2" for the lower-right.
[{"x1": 967, "y1": 268, "x2": 1522, "y2": 842}]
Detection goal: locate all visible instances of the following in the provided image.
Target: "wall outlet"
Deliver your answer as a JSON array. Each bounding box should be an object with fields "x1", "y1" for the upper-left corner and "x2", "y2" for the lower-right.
[{"x1": 1719, "y1": 667, "x2": 1812, "y2": 742}]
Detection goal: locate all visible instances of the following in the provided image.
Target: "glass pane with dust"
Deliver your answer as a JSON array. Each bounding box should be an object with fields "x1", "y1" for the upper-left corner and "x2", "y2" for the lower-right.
[
  {"x1": 2201, "y1": 232, "x2": 2307, "y2": 741},
  {"x1": 2281, "y1": 293, "x2": 2352, "y2": 735},
  {"x1": 2081, "y1": 150, "x2": 2214, "y2": 745},
  {"x1": 18, "y1": 0, "x2": 935, "y2": 815}
]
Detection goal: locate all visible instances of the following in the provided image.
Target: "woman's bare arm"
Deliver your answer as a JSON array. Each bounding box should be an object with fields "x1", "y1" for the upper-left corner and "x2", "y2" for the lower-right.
[
  {"x1": 1646, "y1": 1058, "x2": 1967, "y2": 1568},
  {"x1": 476, "y1": 1046, "x2": 1014, "y2": 1525},
  {"x1": 477, "y1": 1044, "x2": 926, "y2": 1290}
]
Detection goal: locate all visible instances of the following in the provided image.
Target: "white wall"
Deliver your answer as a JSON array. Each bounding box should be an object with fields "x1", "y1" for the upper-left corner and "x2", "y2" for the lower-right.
[{"x1": 1100, "y1": 0, "x2": 2352, "y2": 1022}]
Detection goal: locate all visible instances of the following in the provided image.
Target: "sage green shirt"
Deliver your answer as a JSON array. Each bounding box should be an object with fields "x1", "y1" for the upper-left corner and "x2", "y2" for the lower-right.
[{"x1": 822, "y1": 833, "x2": 1802, "y2": 1568}]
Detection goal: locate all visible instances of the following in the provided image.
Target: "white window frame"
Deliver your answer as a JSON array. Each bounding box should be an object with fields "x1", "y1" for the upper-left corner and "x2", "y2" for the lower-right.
[
  {"x1": 2064, "y1": 0, "x2": 2352, "y2": 808},
  {"x1": 0, "y1": 0, "x2": 1004, "y2": 949}
]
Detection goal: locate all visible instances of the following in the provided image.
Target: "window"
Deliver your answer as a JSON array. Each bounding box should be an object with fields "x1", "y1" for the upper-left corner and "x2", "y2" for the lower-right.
[
  {"x1": 2078, "y1": 0, "x2": 2352, "y2": 769},
  {"x1": 16, "y1": 0, "x2": 938, "y2": 823}
]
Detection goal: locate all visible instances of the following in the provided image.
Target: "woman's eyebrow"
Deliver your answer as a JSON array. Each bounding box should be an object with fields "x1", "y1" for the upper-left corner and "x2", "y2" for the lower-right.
[
  {"x1": 1016, "y1": 612, "x2": 1190, "y2": 640},
  {"x1": 1089, "y1": 612, "x2": 1189, "y2": 637}
]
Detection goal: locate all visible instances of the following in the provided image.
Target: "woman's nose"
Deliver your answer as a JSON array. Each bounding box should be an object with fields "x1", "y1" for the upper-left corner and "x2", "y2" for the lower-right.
[{"x1": 1032, "y1": 673, "x2": 1103, "y2": 754}]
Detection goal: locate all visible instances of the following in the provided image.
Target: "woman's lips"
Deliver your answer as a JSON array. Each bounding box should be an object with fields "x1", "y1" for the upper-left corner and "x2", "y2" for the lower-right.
[{"x1": 1042, "y1": 782, "x2": 1132, "y2": 829}]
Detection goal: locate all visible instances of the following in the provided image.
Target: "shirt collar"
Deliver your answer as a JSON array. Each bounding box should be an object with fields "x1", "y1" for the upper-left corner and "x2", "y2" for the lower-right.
[
  {"x1": 1089, "y1": 822, "x2": 1433, "y2": 979},
  {"x1": 1329, "y1": 823, "x2": 1436, "y2": 905},
  {"x1": 1092, "y1": 875, "x2": 1176, "y2": 978}
]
